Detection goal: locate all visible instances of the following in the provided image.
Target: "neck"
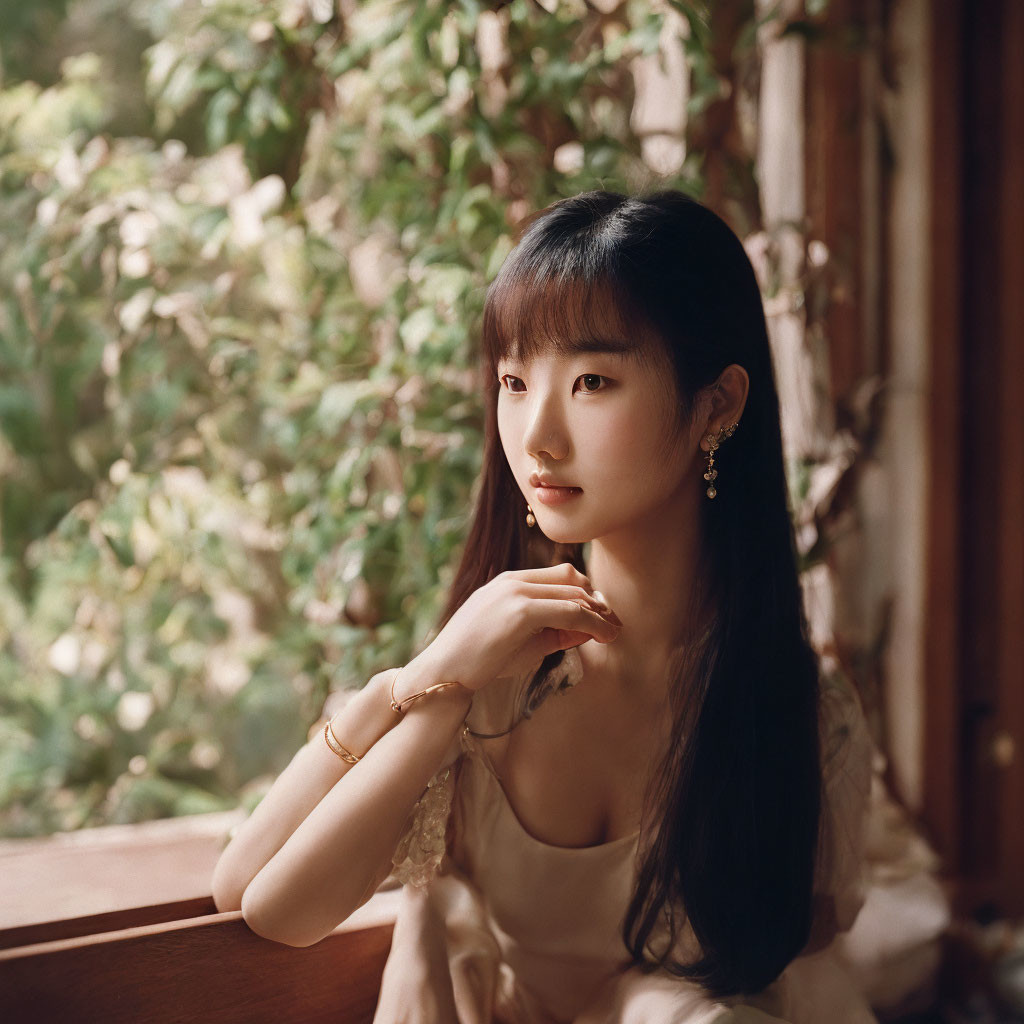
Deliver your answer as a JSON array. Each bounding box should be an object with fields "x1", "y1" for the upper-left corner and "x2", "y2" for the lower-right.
[{"x1": 581, "y1": 484, "x2": 703, "y2": 698}]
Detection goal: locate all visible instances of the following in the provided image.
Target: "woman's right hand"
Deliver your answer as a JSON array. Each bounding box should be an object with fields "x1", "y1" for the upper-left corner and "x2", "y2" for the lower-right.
[{"x1": 405, "y1": 562, "x2": 622, "y2": 695}]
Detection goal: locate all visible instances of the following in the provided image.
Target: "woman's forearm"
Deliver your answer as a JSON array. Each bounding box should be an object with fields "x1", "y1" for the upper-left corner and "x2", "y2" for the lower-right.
[
  {"x1": 211, "y1": 668, "x2": 404, "y2": 912},
  {"x1": 238, "y1": 654, "x2": 472, "y2": 947}
]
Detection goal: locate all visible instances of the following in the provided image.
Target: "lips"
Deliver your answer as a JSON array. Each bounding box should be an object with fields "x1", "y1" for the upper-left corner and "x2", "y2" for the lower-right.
[
  {"x1": 531, "y1": 481, "x2": 584, "y2": 507},
  {"x1": 529, "y1": 472, "x2": 581, "y2": 490}
]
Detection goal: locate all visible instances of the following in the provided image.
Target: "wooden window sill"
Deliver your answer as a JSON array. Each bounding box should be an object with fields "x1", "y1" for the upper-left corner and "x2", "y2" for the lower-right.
[{"x1": 0, "y1": 811, "x2": 398, "y2": 1023}]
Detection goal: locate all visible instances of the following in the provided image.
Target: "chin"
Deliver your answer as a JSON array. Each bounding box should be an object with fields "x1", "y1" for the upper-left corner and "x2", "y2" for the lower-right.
[{"x1": 534, "y1": 523, "x2": 595, "y2": 546}]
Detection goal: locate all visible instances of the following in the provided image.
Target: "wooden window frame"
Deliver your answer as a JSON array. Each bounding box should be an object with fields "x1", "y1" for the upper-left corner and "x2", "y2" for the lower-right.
[{"x1": 0, "y1": 811, "x2": 396, "y2": 1022}]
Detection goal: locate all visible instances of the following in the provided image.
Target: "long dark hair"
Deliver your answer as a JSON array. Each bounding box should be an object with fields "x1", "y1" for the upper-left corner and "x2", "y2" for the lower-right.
[{"x1": 435, "y1": 189, "x2": 822, "y2": 998}]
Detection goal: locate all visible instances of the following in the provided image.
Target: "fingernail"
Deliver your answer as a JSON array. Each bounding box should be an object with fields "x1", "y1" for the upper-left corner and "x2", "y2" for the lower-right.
[
  {"x1": 606, "y1": 609, "x2": 623, "y2": 626},
  {"x1": 590, "y1": 589, "x2": 608, "y2": 609}
]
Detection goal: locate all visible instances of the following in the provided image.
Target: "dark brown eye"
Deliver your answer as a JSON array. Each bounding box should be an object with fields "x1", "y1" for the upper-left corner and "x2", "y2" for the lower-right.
[
  {"x1": 576, "y1": 374, "x2": 606, "y2": 394},
  {"x1": 498, "y1": 373, "x2": 607, "y2": 394}
]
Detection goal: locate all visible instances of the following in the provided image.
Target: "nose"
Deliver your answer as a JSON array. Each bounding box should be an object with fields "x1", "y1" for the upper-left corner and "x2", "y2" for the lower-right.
[{"x1": 522, "y1": 384, "x2": 569, "y2": 462}]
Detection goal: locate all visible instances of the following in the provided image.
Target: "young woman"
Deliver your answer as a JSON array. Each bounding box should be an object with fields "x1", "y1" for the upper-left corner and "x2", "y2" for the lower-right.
[{"x1": 212, "y1": 190, "x2": 875, "y2": 1023}]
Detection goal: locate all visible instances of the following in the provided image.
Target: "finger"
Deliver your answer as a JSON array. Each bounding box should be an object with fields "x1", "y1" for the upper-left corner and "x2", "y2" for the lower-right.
[
  {"x1": 503, "y1": 563, "x2": 594, "y2": 592},
  {"x1": 557, "y1": 629, "x2": 596, "y2": 650},
  {"x1": 527, "y1": 584, "x2": 622, "y2": 626},
  {"x1": 527, "y1": 623, "x2": 593, "y2": 657},
  {"x1": 532, "y1": 627, "x2": 593, "y2": 659},
  {"x1": 525, "y1": 598, "x2": 622, "y2": 645},
  {"x1": 514, "y1": 583, "x2": 617, "y2": 619}
]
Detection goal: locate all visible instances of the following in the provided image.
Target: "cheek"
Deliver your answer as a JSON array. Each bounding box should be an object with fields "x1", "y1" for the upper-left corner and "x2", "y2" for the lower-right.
[
  {"x1": 496, "y1": 404, "x2": 530, "y2": 480},
  {"x1": 496, "y1": 404, "x2": 515, "y2": 458},
  {"x1": 587, "y1": 411, "x2": 642, "y2": 458},
  {"x1": 592, "y1": 402, "x2": 676, "y2": 462},
  {"x1": 586, "y1": 404, "x2": 689, "y2": 492}
]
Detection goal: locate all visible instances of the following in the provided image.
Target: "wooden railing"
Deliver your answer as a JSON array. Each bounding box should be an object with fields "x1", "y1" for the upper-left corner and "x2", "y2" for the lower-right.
[
  {"x1": 0, "y1": 805, "x2": 957, "y2": 1021},
  {"x1": 0, "y1": 811, "x2": 397, "y2": 1023}
]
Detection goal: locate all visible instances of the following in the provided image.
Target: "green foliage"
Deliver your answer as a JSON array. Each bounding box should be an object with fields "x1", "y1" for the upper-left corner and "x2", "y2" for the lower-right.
[
  {"x1": 0, "y1": 0, "x2": 699, "y2": 836},
  {"x1": 140, "y1": 0, "x2": 334, "y2": 180},
  {"x1": 0, "y1": 0, "x2": 74, "y2": 86}
]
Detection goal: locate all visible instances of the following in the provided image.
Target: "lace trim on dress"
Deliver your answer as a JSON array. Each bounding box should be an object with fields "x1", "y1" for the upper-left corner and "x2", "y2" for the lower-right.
[
  {"x1": 390, "y1": 764, "x2": 457, "y2": 888},
  {"x1": 813, "y1": 669, "x2": 874, "y2": 930}
]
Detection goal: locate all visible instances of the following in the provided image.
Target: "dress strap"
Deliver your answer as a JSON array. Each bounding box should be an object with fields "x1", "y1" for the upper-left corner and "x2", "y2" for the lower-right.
[{"x1": 463, "y1": 647, "x2": 584, "y2": 740}]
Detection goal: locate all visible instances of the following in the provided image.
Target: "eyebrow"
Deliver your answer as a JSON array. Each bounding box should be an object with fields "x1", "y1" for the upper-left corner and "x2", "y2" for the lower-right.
[
  {"x1": 501, "y1": 337, "x2": 633, "y2": 362},
  {"x1": 565, "y1": 336, "x2": 633, "y2": 356}
]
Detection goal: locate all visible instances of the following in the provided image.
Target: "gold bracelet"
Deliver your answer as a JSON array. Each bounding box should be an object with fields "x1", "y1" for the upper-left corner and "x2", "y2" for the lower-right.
[
  {"x1": 390, "y1": 666, "x2": 467, "y2": 715},
  {"x1": 323, "y1": 717, "x2": 363, "y2": 764}
]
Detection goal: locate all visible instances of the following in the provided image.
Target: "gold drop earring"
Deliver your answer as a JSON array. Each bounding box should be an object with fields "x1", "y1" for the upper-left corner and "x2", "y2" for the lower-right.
[
  {"x1": 704, "y1": 434, "x2": 719, "y2": 498},
  {"x1": 525, "y1": 502, "x2": 536, "y2": 527},
  {"x1": 704, "y1": 422, "x2": 738, "y2": 499}
]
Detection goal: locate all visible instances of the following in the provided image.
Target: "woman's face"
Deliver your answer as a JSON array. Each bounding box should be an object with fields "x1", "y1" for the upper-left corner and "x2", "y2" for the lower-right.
[{"x1": 496, "y1": 339, "x2": 700, "y2": 544}]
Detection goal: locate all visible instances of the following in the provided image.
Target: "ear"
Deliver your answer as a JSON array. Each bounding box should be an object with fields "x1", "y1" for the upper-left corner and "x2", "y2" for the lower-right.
[{"x1": 699, "y1": 364, "x2": 749, "y2": 450}]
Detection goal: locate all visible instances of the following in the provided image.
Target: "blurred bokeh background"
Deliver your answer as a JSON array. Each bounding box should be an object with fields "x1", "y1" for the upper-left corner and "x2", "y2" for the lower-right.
[{"x1": 0, "y1": 0, "x2": 1022, "y2": 1019}]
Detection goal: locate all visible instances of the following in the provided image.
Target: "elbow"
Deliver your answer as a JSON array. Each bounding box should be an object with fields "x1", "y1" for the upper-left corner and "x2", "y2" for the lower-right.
[
  {"x1": 240, "y1": 881, "x2": 336, "y2": 948},
  {"x1": 211, "y1": 854, "x2": 246, "y2": 914}
]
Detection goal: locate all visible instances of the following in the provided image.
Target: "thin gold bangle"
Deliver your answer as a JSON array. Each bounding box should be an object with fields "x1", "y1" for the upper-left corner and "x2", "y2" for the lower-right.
[
  {"x1": 324, "y1": 718, "x2": 362, "y2": 764},
  {"x1": 390, "y1": 667, "x2": 467, "y2": 715}
]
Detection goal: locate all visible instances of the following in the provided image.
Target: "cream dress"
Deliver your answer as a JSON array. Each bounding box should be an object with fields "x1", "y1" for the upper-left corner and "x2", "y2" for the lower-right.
[{"x1": 372, "y1": 647, "x2": 877, "y2": 1024}]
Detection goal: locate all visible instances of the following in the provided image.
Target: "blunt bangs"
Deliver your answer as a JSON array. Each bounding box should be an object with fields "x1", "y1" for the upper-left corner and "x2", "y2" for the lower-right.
[{"x1": 481, "y1": 263, "x2": 667, "y2": 377}]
